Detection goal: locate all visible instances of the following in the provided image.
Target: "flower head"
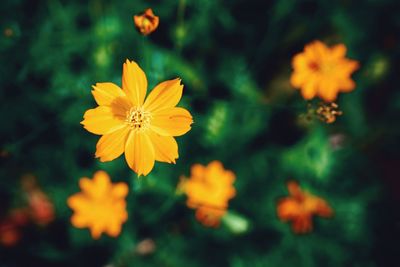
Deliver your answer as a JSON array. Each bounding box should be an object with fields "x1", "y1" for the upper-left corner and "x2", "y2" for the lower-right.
[
  {"x1": 290, "y1": 41, "x2": 359, "y2": 102},
  {"x1": 81, "y1": 60, "x2": 193, "y2": 176},
  {"x1": 277, "y1": 181, "x2": 333, "y2": 234},
  {"x1": 67, "y1": 171, "x2": 128, "y2": 239},
  {"x1": 179, "y1": 161, "x2": 236, "y2": 227},
  {"x1": 134, "y1": 8, "x2": 159, "y2": 36}
]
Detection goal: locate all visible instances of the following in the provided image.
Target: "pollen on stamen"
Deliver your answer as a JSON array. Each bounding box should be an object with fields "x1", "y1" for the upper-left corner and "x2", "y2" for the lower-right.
[{"x1": 125, "y1": 107, "x2": 152, "y2": 130}]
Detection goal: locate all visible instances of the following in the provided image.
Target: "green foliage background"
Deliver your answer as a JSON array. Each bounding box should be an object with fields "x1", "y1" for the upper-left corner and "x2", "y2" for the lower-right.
[{"x1": 1, "y1": 0, "x2": 400, "y2": 266}]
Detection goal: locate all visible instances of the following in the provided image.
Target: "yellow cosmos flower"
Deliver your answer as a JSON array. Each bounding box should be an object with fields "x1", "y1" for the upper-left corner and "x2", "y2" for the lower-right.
[
  {"x1": 67, "y1": 171, "x2": 128, "y2": 239},
  {"x1": 134, "y1": 8, "x2": 159, "y2": 36},
  {"x1": 179, "y1": 161, "x2": 236, "y2": 227},
  {"x1": 277, "y1": 181, "x2": 333, "y2": 234},
  {"x1": 290, "y1": 40, "x2": 359, "y2": 102},
  {"x1": 81, "y1": 60, "x2": 193, "y2": 176}
]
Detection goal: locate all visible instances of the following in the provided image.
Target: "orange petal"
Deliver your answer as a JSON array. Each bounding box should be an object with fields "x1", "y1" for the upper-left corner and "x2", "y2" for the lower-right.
[
  {"x1": 318, "y1": 78, "x2": 339, "y2": 102},
  {"x1": 71, "y1": 214, "x2": 88, "y2": 228},
  {"x1": 148, "y1": 130, "x2": 178, "y2": 163},
  {"x1": 345, "y1": 59, "x2": 360, "y2": 73},
  {"x1": 287, "y1": 181, "x2": 303, "y2": 198},
  {"x1": 290, "y1": 72, "x2": 305, "y2": 88},
  {"x1": 122, "y1": 60, "x2": 147, "y2": 107},
  {"x1": 339, "y1": 78, "x2": 356, "y2": 92},
  {"x1": 301, "y1": 79, "x2": 318, "y2": 100},
  {"x1": 143, "y1": 78, "x2": 183, "y2": 112},
  {"x1": 67, "y1": 194, "x2": 86, "y2": 210},
  {"x1": 292, "y1": 215, "x2": 313, "y2": 233},
  {"x1": 90, "y1": 223, "x2": 104, "y2": 239},
  {"x1": 292, "y1": 54, "x2": 309, "y2": 71},
  {"x1": 190, "y1": 164, "x2": 206, "y2": 181},
  {"x1": 151, "y1": 107, "x2": 193, "y2": 136},
  {"x1": 124, "y1": 131, "x2": 155, "y2": 176},
  {"x1": 81, "y1": 106, "x2": 125, "y2": 135},
  {"x1": 91, "y1": 83, "x2": 126, "y2": 106},
  {"x1": 106, "y1": 220, "x2": 123, "y2": 237},
  {"x1": 95, "y1": 126, "x2": 130, "y2": 162},
  {"x1": 277, "y1": 198, "x2": 302, "y2": 221},
  {"x1": 311, "y1": 40, "x2": 328, "y2": 59},
  {"x1": 331, "y1": 44, "x2": 347, "y2": 59},
  {"x1": 314, "y1": 198, "x2": 333, "y2": 217},
  {"x1": 111, "y1": 183, "x2": 129, "y2": 198},
  {"x1": 81, "y1": 171, "x2": 111, "y2": 198}
]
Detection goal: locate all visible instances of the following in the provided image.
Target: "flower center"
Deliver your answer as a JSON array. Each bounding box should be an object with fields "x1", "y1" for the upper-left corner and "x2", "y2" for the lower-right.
[
  {"x1": 308, "y1": 61, "x2": 320, "y2": 72},
  {"x1": 126, "y1": 107, "x2": 151, "y2": 131},
  {"x1": 309, "y1": 61, "x2": 334, "y2": 74}
]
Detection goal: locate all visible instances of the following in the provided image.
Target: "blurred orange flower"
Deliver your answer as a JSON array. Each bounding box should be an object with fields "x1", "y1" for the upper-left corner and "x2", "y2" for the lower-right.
[
  {"x1": 81, "y1": 60, "x2": 193, "y2": 176},
  {"x1": 290, "y1": 40, "x2": 359, "y2": 102},
  {"x1": 179, "y1": 161, "x2": 236, "y2": 227},
  {"x1": 21, "y1": 174, "x2": 54, "y2": 225},
  {"x1": 67, "y1": 171, "x2": 128, "y2": 239},
  {"x1": 0, "y1": 220, "x2": 20, "y2": 247},
  {"x1": 134, "y1": 8, "x2": 159, "y2": 36},
  {"x1": 0, "y1": 209, "x2": 29, "y2": 247},
  {"x1": 277, "y1": 181, "x2": 333, "y2": 233}
]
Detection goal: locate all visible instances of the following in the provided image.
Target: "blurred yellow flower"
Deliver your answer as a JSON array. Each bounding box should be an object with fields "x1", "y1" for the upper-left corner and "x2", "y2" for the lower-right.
[
  {"x1": 290, "y1": 40, "x2": 359, "y2": 102},
  {"x1": 81, "y1": 60, "x2": 193, "y2": 176},
  {"x1": 277, "y1": 181, "x2": 333, "y2": 234},
  {"x1": 67, "y1": 171, "x2": 128, "y2": 239},
  {"x1": 179, "y1": 161, "x2": 236, "y2": 227},
  {"x1": 134, "y1": 8, "x2": 159, "y2": 36}
]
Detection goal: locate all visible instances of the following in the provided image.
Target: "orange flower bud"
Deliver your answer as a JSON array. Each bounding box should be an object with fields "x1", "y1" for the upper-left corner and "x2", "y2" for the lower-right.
[{"x1": 133, "y1": 8, "x2": 159, "y2": 36}]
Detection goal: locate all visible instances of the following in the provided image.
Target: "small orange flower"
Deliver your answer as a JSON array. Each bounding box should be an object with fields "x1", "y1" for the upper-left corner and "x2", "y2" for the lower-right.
[
  {"x1": 21, "y1": 174, "x2": 55, "y2": 225},
  {"x1": 277, "y1": 181, "x2": 333, "y2": 234},
  {"x1": 134, "y1": 8, "x2": 159, "y2": 36},
  {"x1": 81, "y1": 60, "x2": 193, "y2": 176},
  {"x1": 179, "y1": 161, "x2": 236, "y2": 227},
  {"x1": 0, "y1": 220, "x2": 20, "y2": 247},
  {"x1": 67, "y1": 171, "x2": 128, "y2": 239},
  {"x1": 290, "y1": 40, "x2": 359, "y2": 102}
]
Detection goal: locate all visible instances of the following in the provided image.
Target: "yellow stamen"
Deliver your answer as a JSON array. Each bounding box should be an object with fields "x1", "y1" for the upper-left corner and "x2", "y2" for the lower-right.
[{"x1": 126, "y1": 107, "x2": 151, "y2": 130}]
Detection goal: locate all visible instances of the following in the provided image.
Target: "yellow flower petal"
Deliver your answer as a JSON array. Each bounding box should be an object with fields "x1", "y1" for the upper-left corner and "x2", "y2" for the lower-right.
[
  {"x1": 143, "y1": 78, "x2": 183, "y2": 112},
  {"x1": 190, "y1": 164, "x2": 206, "y2": 181},
  {"x1": 81, "y1": 106, "x2": 125, "y2": 135},
  {"x1": 111, "y1": 183, "x2": 129, "y2": 198},
  {"x1": 148, "y1": 130, "x2": 178, "y2": 163},
  {"x1": 301, "y1": 79, "x2": 318, "y2": 100},
  {"x1": 122, "y1": 60, "x2": 147, "y2": 107},
  {"x1": 106, "y1": 220, "x2": 123, "y2": 237},
  {"x1": 90, "y1": 224, "x2": 103, "y2": 239},
  {"x1": 151, "y1": 107, "x2": 193, "y2": 137},
  {"x1": 95, "y1": 126, "x2": 130, "y2": 162},
  {"x1": 318, "y1": 79, "x2": 338, "y2": 102},
  {"x1": 71, "y1": 213, "x2": 88, "y2": 228},
  {"x1": 331, "y1": 44, "x2": 346, "y2": 59},
  {"x1": 339, "y1": 78, "x2": 356, "y2": 92},
  {"x1": 91, "y1": 83, "x2": 126, "y2": 106},
  {"x1": 290, "y1": 72, "x2": 305, "y2": 88},
  {"x1": 78, "y1": 171, "x2": 110, "y2": 199},
  {"x1": 124, "y1": 131, "x2": 155, "y2": 176},
  {"x1": 67, "y1": 194, "x2": 86, "y2": 210},
  {"x1": 292, "y1": 54, "x2": 308, "y2": 71}
]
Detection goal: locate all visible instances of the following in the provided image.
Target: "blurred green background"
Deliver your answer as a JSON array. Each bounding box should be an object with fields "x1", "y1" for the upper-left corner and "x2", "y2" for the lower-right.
[{"x1": 1, "y1": 0, "x2": 400, "y2": 266}]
